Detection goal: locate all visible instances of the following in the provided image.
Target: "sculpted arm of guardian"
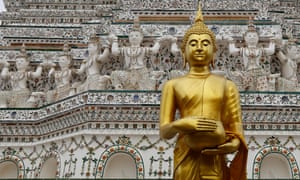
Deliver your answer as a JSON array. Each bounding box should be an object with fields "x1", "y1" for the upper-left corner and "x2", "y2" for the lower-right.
[
  {"x1": 110, "y1": 34, "x2": 120, "y2": 56},
  {"x1": 276, "y1": 50, "x2": 287, "y2": 63},
  {"x1": 97, "y1": 37, "x2": 111, "y2": 63},
  {"x1": 150, "y1": 37, "x2": 161, "y2": 55},
  {"x1": 170, "y1": 36, "x2": 180, "y2": 55},
  {"x1": 228, "y1": 38, "x2": 240, "y2": 56},
  {"x1": 0, "y1": 61, "x2": 10, "y2": 79},
  {"x1": 74, "y1": 60, "x2": 87, "y2": 75},
  {"x1": 296, "y1": 52, "x2": 300, "y2": 63},
  {"x1": 264, "y1": 40, "x2": 275, "y2": 56},
  {"x1": 97, "y1": 48, "x2": 110, "y2": 63},
  {"x1": 30, "y1": 64, "x2": 43, "y2": 79}
]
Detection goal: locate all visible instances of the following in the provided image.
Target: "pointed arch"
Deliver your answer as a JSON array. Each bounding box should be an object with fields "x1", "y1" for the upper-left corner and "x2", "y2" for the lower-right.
[
  {"x1": 0, "y1": 154, "x2": 25, "y2": 179},
  {"x1": 252, "y1": 146, "x2": 300, "y2": 179},
  {"x1": 96, "y1": 145, "x2": 144, "y2": 179},
  {"x1": 36, "y1": 150, "x2": 61, "y2": 178}
]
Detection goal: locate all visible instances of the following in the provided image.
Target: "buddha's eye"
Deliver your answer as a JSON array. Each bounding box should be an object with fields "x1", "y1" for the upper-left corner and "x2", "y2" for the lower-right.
[
  {"x1": 189, "y1": 40, "x2": 197, "y2": 47},
  {"x1": 202, "y1": 40, "x2": 210, "y2": 46}
]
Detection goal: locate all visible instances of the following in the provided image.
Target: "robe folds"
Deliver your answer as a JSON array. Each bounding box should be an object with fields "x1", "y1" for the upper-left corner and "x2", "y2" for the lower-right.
[{"x1": 160, "y1": 73, "x2": 248, "y2": 180}]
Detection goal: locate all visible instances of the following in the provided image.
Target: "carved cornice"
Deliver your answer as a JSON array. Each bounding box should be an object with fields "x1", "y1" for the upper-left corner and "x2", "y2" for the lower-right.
[{"x1": 0, "y1": 91, "x2": 299, "y2": 143}]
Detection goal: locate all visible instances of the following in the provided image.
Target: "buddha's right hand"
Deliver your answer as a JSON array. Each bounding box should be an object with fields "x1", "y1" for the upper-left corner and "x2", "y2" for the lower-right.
[{"x1": 173, "y1": 117, "x2": 217, "y2": 134}]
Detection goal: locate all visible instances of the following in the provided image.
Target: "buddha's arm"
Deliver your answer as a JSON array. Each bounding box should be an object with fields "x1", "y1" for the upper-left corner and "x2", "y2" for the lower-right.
[
  {"x1": 160, "y1": 82, "x2": 217, "y2": 139},
  {"x1": 202, "y1": 80, "x2": 242, "y2": 155},
  {"x1": 160, "y1": 81, "x2": 177, "y2": 139},
  {"x1": 202, "y1": 137, "x2": 240, "y2": 155}
]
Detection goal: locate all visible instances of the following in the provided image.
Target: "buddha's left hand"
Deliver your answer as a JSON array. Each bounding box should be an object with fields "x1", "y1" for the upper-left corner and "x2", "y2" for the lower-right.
[{"x1": 201, "y1": 136, "x2": 240, "y2": 155}]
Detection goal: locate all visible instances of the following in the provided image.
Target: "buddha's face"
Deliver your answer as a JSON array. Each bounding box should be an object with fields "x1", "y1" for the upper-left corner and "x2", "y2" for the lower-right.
[
  {"x1": 16, "y1": 57, "x2": 29, "y2": 70},
  {"x1": 58, "y1": 55, "x2": 70, "y2": 68},
  {"x1": 244, "y1": 31, "x2": 259, "y2": 46},
  {"x1": 129, "y1": 31, "x2": 143, "y2": 46},
  {"x1": 185, "y1": 34, "x2": 214, "y2": 67}
]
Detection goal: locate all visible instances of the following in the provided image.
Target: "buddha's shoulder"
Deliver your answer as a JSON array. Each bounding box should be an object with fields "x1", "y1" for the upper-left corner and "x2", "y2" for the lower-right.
[{"x1": 208, "y1": 74, "x2": 237, "y2": 87}]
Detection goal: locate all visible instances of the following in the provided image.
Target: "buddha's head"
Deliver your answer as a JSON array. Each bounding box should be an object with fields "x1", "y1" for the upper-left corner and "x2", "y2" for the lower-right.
[
  {"x1": 129, "y1": 17, "x2": 143, "y2": 46},
  {"x1": 181, "y1": 4, "x2": 217, "y2": 68}
]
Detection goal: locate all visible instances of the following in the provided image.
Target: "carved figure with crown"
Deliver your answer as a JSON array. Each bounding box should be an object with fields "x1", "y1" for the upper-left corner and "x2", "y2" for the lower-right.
[
  {"x1": 75, "y1": 35, "x2": 111, "y2": 92},
  {"x1": 0, "y1": 44, "x2": 45, "y2": 107},
  {"x1": 110, "y1": 17, "x2": 180, "y2": 90},
  {"x1": 228, "y1": 18, "x2": 279, "y2": 91},
  {"x1": 46, "y1": 43, "x2": 76, "y2": 102},
  {"x1": 276, "y1": 38, "x2": 300, "y2": 91}
]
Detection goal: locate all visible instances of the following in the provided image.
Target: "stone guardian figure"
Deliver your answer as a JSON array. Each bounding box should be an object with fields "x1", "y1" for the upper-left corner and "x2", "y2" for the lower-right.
[
  {"x1": 228, "y1": 18, "x2": 277, "y2": 91},
  {"x1": 0, "y1": 44, "x2": 44, "y2": 107},
  {"x1": 276, "y1": 38, "x2": 300, "y2": 91},
  {"x1": 110, "y1": 17, "x2": 179, "y2": 90},
  {"x1": 75, "y1": 35, "x2": 111, "y2": 92}
]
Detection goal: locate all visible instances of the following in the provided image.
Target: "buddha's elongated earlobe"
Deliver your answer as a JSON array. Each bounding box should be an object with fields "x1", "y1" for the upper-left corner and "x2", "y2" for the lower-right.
[
  {"x1": 182, "y1": 52, "x2": 187, "y2": 69},
  {"x1": 210, "y1": 57, "x2": 215, "y2": 69}
]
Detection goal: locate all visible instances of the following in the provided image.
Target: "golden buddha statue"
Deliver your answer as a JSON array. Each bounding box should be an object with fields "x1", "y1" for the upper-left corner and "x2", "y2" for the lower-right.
[{"x1": 159, "y1": 3, "x2": 248, "y2": 180}]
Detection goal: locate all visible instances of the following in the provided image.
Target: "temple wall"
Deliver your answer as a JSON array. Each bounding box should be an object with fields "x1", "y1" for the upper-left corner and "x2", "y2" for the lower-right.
[{"x1": 0, "y1": 0, "x2": 299, "y2": 179}]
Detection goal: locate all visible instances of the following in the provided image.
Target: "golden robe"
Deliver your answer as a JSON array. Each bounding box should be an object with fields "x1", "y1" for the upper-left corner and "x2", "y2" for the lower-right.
[{"x1": 160, "y1": 73, "x2": 248, "y2": 180}]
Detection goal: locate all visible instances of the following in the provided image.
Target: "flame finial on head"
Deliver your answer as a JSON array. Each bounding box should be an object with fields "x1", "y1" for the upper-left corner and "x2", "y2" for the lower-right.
[
  {"x1": 16, "y1": 43, "x2": 29, "y2": 60},
  {"x1": 131, "y1": 16, "x2": 143, "y2": 34},
  {"x1": 20, "y1": 43, "x2": 26, "y2": 55},
  {"x1": 61, "y1": 41, "x2": 72, "y2": 58},
  {"x1": 247, "y1": 17, "x2": 256, "y2": 32},
  {"x1": 195, "y1": 2, "x2": 204, "y2": 23},
  {"x1": 88, "y1": 33, "x2": 100, "y2": 44}
]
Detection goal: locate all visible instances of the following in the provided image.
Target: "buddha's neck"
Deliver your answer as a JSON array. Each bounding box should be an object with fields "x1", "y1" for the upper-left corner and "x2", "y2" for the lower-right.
[{"x1": 188, "y1": 66, "x2": 210, "y2": 76}]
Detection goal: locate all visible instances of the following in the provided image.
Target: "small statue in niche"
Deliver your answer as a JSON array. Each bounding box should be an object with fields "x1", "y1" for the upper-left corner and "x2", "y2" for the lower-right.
[
  {"x1": 110, "y1": 17, "x2": 180, "y2": 90},
  {"x1": 276, "y1": 38, "x2": 300, "y2": 91},
  {"x1": 0, "y1": 44, "x2": 44, "y2": 107},
  {"x1": 228, "y1": 18, "x2": 278, "y2": 91},
  {"x1": 75, "y1": 35, "x2": 111, "y2": 92}
]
